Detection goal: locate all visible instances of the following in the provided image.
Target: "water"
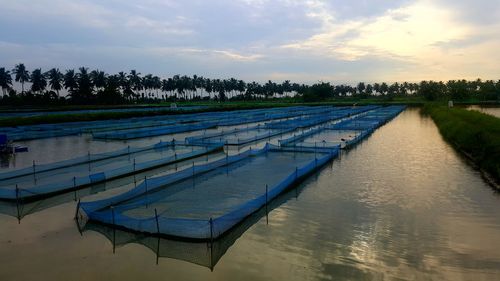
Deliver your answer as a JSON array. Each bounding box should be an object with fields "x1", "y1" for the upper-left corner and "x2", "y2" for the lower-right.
[
  {"x1": 1, "y1": 108, "x2": 500, "y2": 280},
  {"x1": 467, "y1": 105, "x2": 500, "y2": 118}
]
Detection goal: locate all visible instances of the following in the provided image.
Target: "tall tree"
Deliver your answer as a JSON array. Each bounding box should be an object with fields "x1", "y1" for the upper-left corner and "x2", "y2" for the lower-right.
[
  {"x1": 0, "y1": 67, "x2": 13, "y2": 96},
  {"x1": 76, "y1": 67, "x2": 93, "y2": 103},
  {"x1": 64, "y1": 69, "x2": 78, "y2": 96},
  {"x1": 12, "y1": 63, "x2": 30, "y2": 93},
  {"x1": 128, "y1": 70, "x2": 142, "y2": 99},
  {"x1": 30, "y1": 68, "x2": 47, "y2": 94},
  {"x1": 45, "y1": 68, "x2": 63, "y2": 96},
  {"x1": 90, "y1": 70, "x2": 107, "y2": 92}
]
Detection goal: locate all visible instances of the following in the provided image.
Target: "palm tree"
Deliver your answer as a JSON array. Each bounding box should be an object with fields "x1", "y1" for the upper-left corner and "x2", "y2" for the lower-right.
[
  {"x1": 90, "y1": 70, "x2": 107, "y2": 92},
  {"x1": 365, "y1": 84, "x2": 373, "y2": 96},
  {"x1": 45, "y1": 68, "x2": 63, "y2": 96},
  {"x1": 64, "y1": 69, "x2": 78, "y2": 96},
  {"x1": 380, "y1": 82, "x2": 389, "y2": 96},
  {"x1": 151, "y1": 76, "x2": 161, "y2": 99},
  {"x1": 30, "y1": 68, "x2": 47, "y2": 94},
  {"x1": 128, "y1": 70, "x2": 142, "y2": 99},
  {"x1": 12, "y1": 63, "x2": 30, "y2": 93},
  {"x1": 357, "y1": 82, "x2": 366, "y2": 97},
  {"x1": 0, "y1": 67, "x2": 13, "y2": 96},
  {"x1": 117, "y1": 71, "x2": 132, "y2": 100},
  {"x1": 76, "y1": 67, "x2": 93, "y2": 102}
]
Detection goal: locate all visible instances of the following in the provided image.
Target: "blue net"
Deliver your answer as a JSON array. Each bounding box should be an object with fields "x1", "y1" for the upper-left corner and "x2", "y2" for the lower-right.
[
  {"x1": 186, "y1": 125, "x2": 294, "y2": 146},
  {"x1": 92, "y1": 122, "x2": 218, "y2": 140},
  {"x1": 280, "y1": 105, "x2": 406, "y2": 150},
  {"x1": 1, "y1": 106, "x2": 338, "y2": 141},
  {"x1": 0, "y1": 142, "x2": 222, "y2": 200},
  {"x1": 79, "y1": 144, "x2": 339, "y2": 240}
]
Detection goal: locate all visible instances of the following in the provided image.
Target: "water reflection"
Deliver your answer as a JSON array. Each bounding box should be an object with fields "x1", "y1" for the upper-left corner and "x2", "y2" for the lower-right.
[
  {"x1": 1, "y1": 108, "x2": 500, "y2": 280},
  {"x1": 80, "y1": 175, "x2": 313, "y2": 270},
  {"x1": 466, "y1": 105, "x2": 500, "y2": 118},
  {"x1": 233, "y1": 108, "x2": 500, "y2": 280},
  {"x1": 0, "y1": 152, "x2": 225, "y2": 221}
]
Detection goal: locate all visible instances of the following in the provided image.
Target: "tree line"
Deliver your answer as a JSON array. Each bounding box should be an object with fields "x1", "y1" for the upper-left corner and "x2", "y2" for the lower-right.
[{"x1": 0, "y1": 63, "x2": 499, "y2": 105}]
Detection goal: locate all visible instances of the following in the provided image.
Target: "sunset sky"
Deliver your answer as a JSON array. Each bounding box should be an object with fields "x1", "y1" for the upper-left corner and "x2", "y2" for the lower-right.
[{"x1": 1, "y1": 0, "x2": 499, "y2": 83}]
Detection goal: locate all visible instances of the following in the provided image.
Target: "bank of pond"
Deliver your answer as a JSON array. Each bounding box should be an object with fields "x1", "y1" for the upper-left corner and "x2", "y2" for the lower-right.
[{"x1": 422, "y1": 105, "x2": 500, "y2": 185}]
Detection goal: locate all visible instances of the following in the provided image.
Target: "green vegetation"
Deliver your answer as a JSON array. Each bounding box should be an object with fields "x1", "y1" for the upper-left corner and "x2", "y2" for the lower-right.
[
  {"x1": 1, "y1": 64, "x2": 499, "y2": 107},
  {"x1": 422, "y1": 105, "x2": 500, "y2": 183}
]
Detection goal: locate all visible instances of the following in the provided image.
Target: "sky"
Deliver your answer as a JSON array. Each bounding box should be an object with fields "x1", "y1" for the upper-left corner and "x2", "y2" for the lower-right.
[{"x1": 0, "y1": 0, "x2": 499, "y2": 84}]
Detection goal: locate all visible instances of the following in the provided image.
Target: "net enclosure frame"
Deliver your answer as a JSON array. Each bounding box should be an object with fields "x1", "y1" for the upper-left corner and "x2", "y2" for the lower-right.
[
  {"x1": 0, "y1": 141, "x2": 223, "y2": 201},
  {"x1": 279, "y1": 105, "x2": 406, "y2": 150},
  {"x1": 185, "y1": 125, "x2": 295, "y2": 146},
  {"x1": 78, "y1": 143, "x2": 339, "y2": 241}
]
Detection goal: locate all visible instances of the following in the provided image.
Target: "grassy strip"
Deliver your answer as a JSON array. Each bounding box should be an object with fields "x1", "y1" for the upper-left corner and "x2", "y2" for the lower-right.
[{"x1": 422, "y1": 105, "x2": 500, "y2": 183}]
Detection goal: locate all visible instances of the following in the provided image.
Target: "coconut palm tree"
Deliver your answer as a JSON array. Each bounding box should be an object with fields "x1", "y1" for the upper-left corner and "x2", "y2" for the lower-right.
[
  {"x1": 151, "y1": 76, "x2": 161, "y2": 99},
  {"x1": 90, "y1": 70, "x2": 107, "y2": 92},
  {"x1": 12, "y1": 63, "x2": 30, "y2": 93},
  {"x1": 128, "y1": 70, "x2": 142, "y2": 99},
  {"x1": 0, "y1": 67, "x2": 13, "y2": 96},
  {"x1": 45, "y1": 68, "x2": 63, "y2": 96},
  {"x1": 76, "y1": 67, "x2": 93, "y2": 102},
  {"x1": 64, "y1": 69, "x2": 78, "y2": 97},
  {"x1": 30, "y1": 68, "x2": 47, "y2": 94}
]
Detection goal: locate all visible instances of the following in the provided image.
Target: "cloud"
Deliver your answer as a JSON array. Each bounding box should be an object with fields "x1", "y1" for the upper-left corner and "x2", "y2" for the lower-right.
[{"x1": 0, "y1": 0, "x2": 498, "y2": 83}]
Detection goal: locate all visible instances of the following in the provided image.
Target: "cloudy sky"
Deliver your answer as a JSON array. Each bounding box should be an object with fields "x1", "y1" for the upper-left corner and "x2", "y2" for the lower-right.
[{"x1": 1, "y1": 0, "x2": 499, "y2": 83}]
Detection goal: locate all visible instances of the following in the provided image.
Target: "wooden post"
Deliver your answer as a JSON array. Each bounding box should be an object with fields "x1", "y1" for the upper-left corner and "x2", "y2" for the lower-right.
[
  {"x1": 156, "y1": 236, "x2": 161, "y2": 265},
  {"x1": 154, "y1": 208, "x2": 160, "y2": 234},
  {"x1": 144, "y1": 176, "x2": 148, "y2": 208},
  {"x1": 209, "y1": 217, "x2": 214, "y2": 243},
  {"x1": 111, "y1": 206, "x2": 116, "y2": 254},
  {"x1": 15, "y1": 185, "x2": 21, "y2": 223},
  {"x1": 74, "y1": 199, "x2": 81, "y2": 220},
  {"x1": 73, "y1": 176, "x2": 77, "y2": 201},
  {"x1": 32, "y1": 160, "x2": 36, "y2": 183},
  {"x1": 265, "y1": 184, "x2": 268, "y2": 225},
  {"x1": 133, "y1": 158, "x2": 136, "y2": 172},
  {"x1": 209, "y1": 217, "x2": 214, "y2": 272}
]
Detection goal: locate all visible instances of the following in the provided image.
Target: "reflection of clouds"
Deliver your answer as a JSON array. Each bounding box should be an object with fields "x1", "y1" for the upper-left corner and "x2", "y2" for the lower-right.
[{"x1": 224, "y1": 109, "x2": 500, "y2": 280}]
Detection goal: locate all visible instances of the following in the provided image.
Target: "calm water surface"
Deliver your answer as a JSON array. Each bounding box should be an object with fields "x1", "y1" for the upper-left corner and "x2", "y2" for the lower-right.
[
  {"x1": 467, "y1": 105, "x2": 500, "y2": 118},
  {"x1": 1, "y1": 108, "x2": 499, "y2": 280}
]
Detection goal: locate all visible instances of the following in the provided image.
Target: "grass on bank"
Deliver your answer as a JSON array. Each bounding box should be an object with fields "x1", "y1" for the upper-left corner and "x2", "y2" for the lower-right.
[{"x1": 422, "y1": 104, "x2": 500, "y2": 182}]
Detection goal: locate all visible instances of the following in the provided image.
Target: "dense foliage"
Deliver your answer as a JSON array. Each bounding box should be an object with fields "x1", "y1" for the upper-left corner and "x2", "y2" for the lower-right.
[
  {"x1": 422, "y1": 105, "x2": 500, "y2": 182},
  {"x1": 1, "y1": 64, "x2": 499, "y2": 105}
]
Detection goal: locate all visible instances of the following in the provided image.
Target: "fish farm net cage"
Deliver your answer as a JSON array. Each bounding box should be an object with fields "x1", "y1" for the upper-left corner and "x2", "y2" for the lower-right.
[
  {"x1": 0, "y1": 141, "x2": 222, "y2": 200},
  {"x1": 78, "y1": 144, "x2": 339, "y2": 240},
  {"x1": 0, "y1": 106, "x2": 337, "y2": 141},
  {"x1": 280, "y1": 106, "x2": 406, "y2": 149}
]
